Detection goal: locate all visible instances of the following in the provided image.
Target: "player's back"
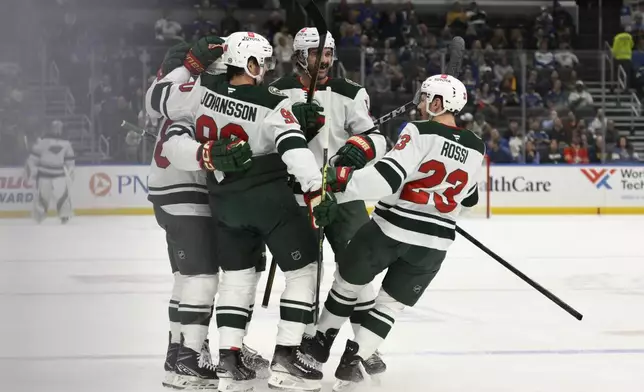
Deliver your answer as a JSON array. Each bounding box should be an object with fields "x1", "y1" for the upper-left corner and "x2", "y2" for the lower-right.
[
  {"x1": 374, "y1": 120, "x2": 485, "y2": 250},
  {"x1": 195, "y1": 77, "x2": 304, "y2": 192},
  {"x1": 30, "y1": 136, "x2": 74, "y2": 178}
]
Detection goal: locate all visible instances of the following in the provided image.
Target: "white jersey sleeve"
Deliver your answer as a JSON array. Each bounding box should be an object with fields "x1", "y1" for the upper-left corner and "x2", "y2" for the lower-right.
[
  {"x1": 145, "y1": 66, "x2": 200, "y2": 122},
  {"x1": 346, "y1": 87, "x2": 388, "y2": 161},
  {"x1": 161, "y1": 121, "x2": 202, "y2": 171},
  {"x1": 342, "y1": 122, "x2": 426, "y2": 202},
  {"x1": 270, "y1": 99, "x2": 322, "y2": 192},
  {"x1": 28, "y1": 137, "x2": 76, "y2": 178}
]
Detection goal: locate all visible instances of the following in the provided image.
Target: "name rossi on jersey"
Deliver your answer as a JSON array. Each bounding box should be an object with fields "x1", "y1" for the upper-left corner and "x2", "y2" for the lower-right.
[
  {"x1": 201, "y1": 92, "x2": 258, "y2": 122},
  {"x1": 440, "y1": 140, "x2": 469, "y2": 163}
]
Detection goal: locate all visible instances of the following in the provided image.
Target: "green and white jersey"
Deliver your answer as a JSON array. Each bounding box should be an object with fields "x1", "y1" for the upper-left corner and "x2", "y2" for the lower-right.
[
  {"x1": 26, "y1": 135, "x2": 75, "y2": 179},
  {"x1": 340, "y1": 120, "x2": 486, "y2": 250},
  {"x1": 145, "y1": 66, "x2": 321, "y2": 193},
  {"x1": 269, "y1": 75, "x2": 387, "y2": 168}
]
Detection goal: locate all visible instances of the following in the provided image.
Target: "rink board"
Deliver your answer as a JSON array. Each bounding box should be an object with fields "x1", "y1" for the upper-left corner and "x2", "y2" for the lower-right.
[{"x1": 1, "y1": 164, "x2": 644, "y2": 217}]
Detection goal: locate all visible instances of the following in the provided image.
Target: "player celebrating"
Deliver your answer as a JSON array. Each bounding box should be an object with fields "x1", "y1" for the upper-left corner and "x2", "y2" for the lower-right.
[
  {"x1": 151, "y1": 31, "x2": 333, "y2": 392},
  {"x1": 25, "y1": 119, "x2": 75, "y2": 224},
  {"x1": 269, "y1": 27, "x2": 388, "y2": 375},
  {"x1": 304, "y1": 74, "x2": 485, "y2": 390},
  {"x1": 146, "y1": 39, "x2": 268, "y2": 389}
]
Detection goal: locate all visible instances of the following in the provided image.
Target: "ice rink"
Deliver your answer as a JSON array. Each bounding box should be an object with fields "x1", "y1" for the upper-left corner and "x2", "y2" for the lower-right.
[{"x1": 1, "y1": 215, "x2": 644, "y2": 392}]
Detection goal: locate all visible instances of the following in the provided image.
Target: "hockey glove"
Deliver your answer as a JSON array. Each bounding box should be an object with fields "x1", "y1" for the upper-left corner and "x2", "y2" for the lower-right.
[
  {"x1": 325, "y1": 166, "x2": 353, "y2": 193},
  {"x1": 291, "y1": 102, "x2": 325, "y2": 142},
  {"x1": 304, "y1": 188, "x2": 338, "y2": 228},
  {"x1": 184, "y1": 35, "x2": 226, "y2": 75},
  {"x1": 333, "y1": 135, "x2": 376, "y2": 169},
  {"x1": 159, "y1": 42, "x2": 191, "y2": 79},
  {"x1": 197, "y1": 138, "x2": 252, "y2": 173}
]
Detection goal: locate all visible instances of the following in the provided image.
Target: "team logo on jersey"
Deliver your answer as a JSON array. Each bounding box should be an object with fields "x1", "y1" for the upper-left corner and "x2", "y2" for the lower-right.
[
  {"x1": 268, "y1": 86, "x2": 286, "y2": 96},
  {"x1": 89, "y1": 173, "x2": 112, "y2": 197},
  {"x1": 453, "y1": 134, "x2": 461, "y2": 141}
]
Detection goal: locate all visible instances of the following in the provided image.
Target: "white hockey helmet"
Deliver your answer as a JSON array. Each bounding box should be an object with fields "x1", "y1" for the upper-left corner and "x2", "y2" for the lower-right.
[
  {"x1": 293, "y1": 27, "x2": 336, "y2": 69},
  {"x1": 206, "y1": 36, "x2": 228, "y2": 75},
  {"x1": 223, "y1": 32, "x2": 275, "y2": 82},
  {"x1": 420, "y1": 74, "x2": 467, "y2": 117}
]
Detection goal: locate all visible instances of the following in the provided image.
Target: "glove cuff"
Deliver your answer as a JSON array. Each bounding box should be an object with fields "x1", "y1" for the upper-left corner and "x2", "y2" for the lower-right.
[
  {"x1": 347, "y1": 135, "x2": 376, "y2": 161},
  {"x1": 184, "y1": 51, "x2": 205, "y2": 75},
  {"x1": 198, "y1": 141, "x2": 216, "y2": 171}
]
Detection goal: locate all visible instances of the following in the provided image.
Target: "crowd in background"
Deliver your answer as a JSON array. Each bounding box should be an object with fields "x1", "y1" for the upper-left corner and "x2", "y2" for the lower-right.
[{"x1": 0, "y1": 0, "x2": 641, "y2": 166}]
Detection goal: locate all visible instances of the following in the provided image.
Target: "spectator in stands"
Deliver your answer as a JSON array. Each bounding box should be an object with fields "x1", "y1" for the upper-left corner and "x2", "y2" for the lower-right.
[
  {"x1": 535, "y1": 6, "x2": 554, "y2": 36},
  {"x1": 568, "y1": 81, "x2": 593, "y2": 110},
  {"x1": 385, "y1": 53, "x2": 405, "y2": 91},
  {"x1": 366, "y1": 62, "x2": 391, "y2": 94},
  {"x1": 541, "y1": 139, "x2": 565, "y2": 163},
  {"x1": 381, "y1": 11, "x2": 403, "y2": 45},
  {"x1": 244, "y1": 13, "x2": 259, "y2": 34},
  {"x1": 605, "y1": 119, "x2": 619, "y2": 144},
  {"x1": 546, "y1": 79, "x2": 568, "y2": 109},
  {"x1": 534, "y1": 39, "x2": 555, "y2": 70},
  {"x1": 554, "y1": 42, "x2": 578, "y2": 69},
  {"x1": 476, "y1": 82, "x2": 499, "y2": 117},
  {"x1": 612, "y1": 136, "x2": 640, "y2": 162},
  {"x1": 264, "y1": 11, "x2": 284, "y2": 44},
  {"x1": 494, "y1": 53, "x2": 513, "y2": 83},
  {"x1": 191, "y1": 7, "x2": 215, "y2": 40},
  {"x1": 462, "y1": 67, "x2": 477, "y2": 96},
  {"x1": 339, "y1": 24, "x2": 361, "y2": 47},
  {"x1": 505, "y1": 119, "x2": 523, "y2": 160},
  {"x1": 550, "y1": 117, "x2": 566, "y2": 143},
  {"x1": 274, "y1": 33, "x2": 294, "y2": 77},
  {"x1": 489, "y1": 26, "x2": 508, "y2": 50},
  {"x1": 466, "y1": 1, "x2": 488, "y2": 36},
  {"x1": 362, "y1": 17, "x2": 378, "y2": 43},
  {"x1": 588, "y1": 135, "x2": 607, "y2": 163},
  {"x1": 523, "y1": 84, "x2": 543, "y2": 109},
  {"x1": 472, "y1": 112, "x2": 489, "y2": 138},
  {"x1": 589, "y1": 108, "x2": 608, "y2": 136},
  {"x1": 357, "y1": 0, "x2": 379, "y2": 25},
  {"x1": 487, "y1": 139, "x2": 513, "y2": 163},
  {"x1": 612, "y1": 26, "x2": 634, "y2": 88},
  {"x1": 155, "y1": 9, "x2": 184, "y2": 43},
  {"x1": 220, "y1": 7, "x2": 241, "y2": 37},
  {"x1": 564, "y1": 135, "x2": 589, "y2": 163},
  {"x1": 518, "y1": 140, "x2": 540, "y2": 164},
  {"x1": 445, "y1": 1, "x2": 467, "y2": 31},
  {"x1": 499, "y1": 73, "x2": 519, "y2": 108}
]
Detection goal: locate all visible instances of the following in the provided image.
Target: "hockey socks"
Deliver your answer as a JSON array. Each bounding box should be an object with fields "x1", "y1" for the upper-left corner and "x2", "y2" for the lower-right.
[
  {"x1": 179, "y1": 274, "x2": 218, "y2": 352},
  {"x1": 217, "y1": 268, "x2": 257, "y2": 349}
]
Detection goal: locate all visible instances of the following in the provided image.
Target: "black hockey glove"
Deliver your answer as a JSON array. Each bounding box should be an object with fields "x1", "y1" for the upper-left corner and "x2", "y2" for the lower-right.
[
  {"x1": 184, "y1": 35, "x2": 226, "y2": 75},
  {"x1": 304, "y1": 188, "x2": 337, "y2": 228},
  {"x1": 197, "y1": 138, "x2": 252, "y2": 173},
  {"x1": 325, "y1": 166, "x2": 353, "y2": 193},
  {"x1": 159, "y1": 42, "x2": 191, "y2": 79},
  {"x1": 333, "y1": 135, "x2": 375, "y2": 169},
  {"x1": 291, "y1": 102, "x2": 325, "y2": 142}
]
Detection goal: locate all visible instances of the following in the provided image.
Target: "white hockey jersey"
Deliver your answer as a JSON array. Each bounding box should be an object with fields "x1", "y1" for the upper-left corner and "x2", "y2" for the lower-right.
[
  {"x1": 26, "y1": 136, "x2": 75, "y2": 179},
  {"x1": 146, "y1": 66, "x2": 322, "y2": 193},
  {"x1": 146, "y1": 118, "x2": 210, "y2": 216},
  {"x1": 339, "y1": 120, "x2": 486, "y2": 250}
]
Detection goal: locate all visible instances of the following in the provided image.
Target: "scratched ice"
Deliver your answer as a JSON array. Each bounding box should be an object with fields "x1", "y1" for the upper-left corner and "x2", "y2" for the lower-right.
[{"x1": 1, "y1": 215, "x2": 643, "y2": 392}]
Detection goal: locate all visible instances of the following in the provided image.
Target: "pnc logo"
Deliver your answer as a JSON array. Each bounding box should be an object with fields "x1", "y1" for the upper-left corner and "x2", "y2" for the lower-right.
[
  {"x1": 89, "y1": 173, "x2": 112, "y2": 196},
  {"x1": 581, "y1": 168, "x2": 616, "y2": 189}
]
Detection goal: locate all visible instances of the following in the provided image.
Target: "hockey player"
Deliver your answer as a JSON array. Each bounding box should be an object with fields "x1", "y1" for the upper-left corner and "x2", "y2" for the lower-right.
[
  {"x1": 305, "y1": 74, "x2": 485, "y2": 390},
  {"x1": 26, "y1": 119, "x2": 75, "y2": 224},
  {"x1": 269, "y1": 27, "x2": 388, "y2": 375},
  {"x1": 146, "y1": 39, "x2": 269, "y2": 389},
  {"x1": 150, "y1": 31, "x2": 334, "y2": 392}
]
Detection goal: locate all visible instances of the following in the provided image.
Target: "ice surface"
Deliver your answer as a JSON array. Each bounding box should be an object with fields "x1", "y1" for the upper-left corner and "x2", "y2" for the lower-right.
[{"x1": 1, "y1": 215, "x2": 644, "y2": 392}]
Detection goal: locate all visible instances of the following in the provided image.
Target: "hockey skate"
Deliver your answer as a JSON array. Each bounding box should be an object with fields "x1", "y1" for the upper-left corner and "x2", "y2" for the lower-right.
[
  {"x1": 162, "y1": 333, "x2": 181, "y2": 388},
  {"x1": 299, "y1": 329, "x2": 338, "y2": 370},
  {"x1": 241, "y1": 343, "x2": 270, "y2": 379},
  {"x1": 216, "y1": 348, "x2": 256, "y2": 392},
  {"x1": 361, "y1": 350, "x2": 386, "y2": 385},
  {"x1": 172, "y1": 340, "x2": 219, "y2": 390},
  {"x1": 332, "y1": 340, "x2": 366, "y2": 392},
  {"x1": 267, "y1": 345, "x2": 323, "y2": 392}
]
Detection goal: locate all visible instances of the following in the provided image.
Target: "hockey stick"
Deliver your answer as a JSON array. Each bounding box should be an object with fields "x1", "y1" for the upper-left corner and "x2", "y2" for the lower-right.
[
  {"x1": 456, "y1": 226, "x2": 583, "y2": 321},
  {"x1": 371, "y1": 36, "x2": 466, "y2": 128},
  {"x1": 262, "y1": 0, "x2": 328, "y2": 313},
  {"x1": 121, "y1": 120, "x2": 157, "y2": 139}
]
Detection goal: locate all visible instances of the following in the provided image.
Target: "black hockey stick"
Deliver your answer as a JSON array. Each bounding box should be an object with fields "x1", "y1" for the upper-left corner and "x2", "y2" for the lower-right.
[
  {"x1": 372, "y1": 36, "x2": 466, "y2": 128},
  {"x1": 261, "y1": 0, "x2": 329, "y2": 318},
  {"x1": 121, "y1": 120, "x2": 156, "y2": 138},
  {"x1": 456, "y1": 226, "x2": 583, "y2": 321}
]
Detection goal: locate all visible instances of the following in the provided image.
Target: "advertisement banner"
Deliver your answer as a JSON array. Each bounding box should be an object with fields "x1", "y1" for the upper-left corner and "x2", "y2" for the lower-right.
[{"x1": 1, "y1": 164, "x2": 643, "y2": 217}]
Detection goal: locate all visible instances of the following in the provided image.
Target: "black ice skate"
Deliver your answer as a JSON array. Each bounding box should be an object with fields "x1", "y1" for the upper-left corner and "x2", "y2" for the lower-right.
[
  {"x1": 60, "y1": 217, "x2": 70, "y2": 224},
  {"x1": 299, "y1": 329, "x2": 338, "y2": 370},
  {"x1": 241, "y1": 343, "x2": 270, "y2": 379},
  {"x1": 268, "y1": 345, "x2": 323, "y2": 392},
  {"x1": 172, "y1": 340, "x2": 219, "y2": 390},
  {"x1": 332, "y1": 340, "x2": 366, "y2": 392},
  {"x1": 162, "y1": 333, "x2": 181, "y2": 388},
  {"x1": 216, "y1": 348, "x2": 256, "y2": 392},
  {"x1": 361, "y1": 350, "x2": 387, "y2": 385}
]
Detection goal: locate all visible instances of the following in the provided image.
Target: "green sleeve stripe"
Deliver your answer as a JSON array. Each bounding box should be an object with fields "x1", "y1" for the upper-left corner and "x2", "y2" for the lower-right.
[
  {"x1": 461, "y1": 188, "x2": 479, "y2": 208},
  {"x1": 277, "y1": 135, "x2": 308, "y2": 155},
  {"x1": 275, "y1": 130, "x2": 304, "y2": 145},
  {"x1": 374, "y1": 161, "x2": 404, "y2": 193}
]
